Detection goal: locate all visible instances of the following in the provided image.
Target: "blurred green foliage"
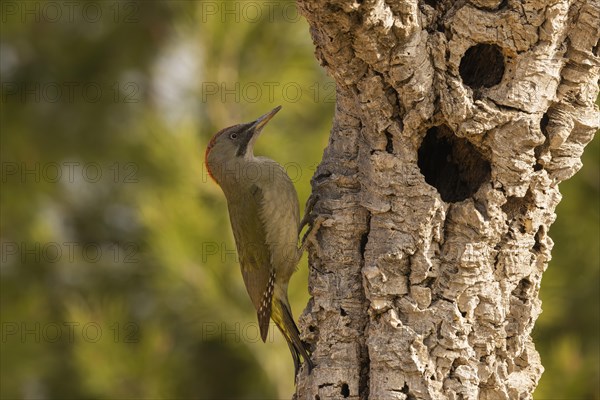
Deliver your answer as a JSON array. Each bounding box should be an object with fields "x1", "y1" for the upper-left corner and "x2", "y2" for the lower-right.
[{"x1": 0, "y1": 1, "x2": 597, "y2": 399}]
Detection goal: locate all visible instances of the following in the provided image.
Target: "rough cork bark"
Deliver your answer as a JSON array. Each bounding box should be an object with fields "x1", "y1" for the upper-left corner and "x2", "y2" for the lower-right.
[{"x1": 294, "y1": 1, "x2": 600, "y2": 399}]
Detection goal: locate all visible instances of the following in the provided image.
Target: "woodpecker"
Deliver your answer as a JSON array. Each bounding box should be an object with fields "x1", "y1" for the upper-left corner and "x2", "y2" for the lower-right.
[{"x1": 205, "y1": 106, "x2": 314, "y2": 377}]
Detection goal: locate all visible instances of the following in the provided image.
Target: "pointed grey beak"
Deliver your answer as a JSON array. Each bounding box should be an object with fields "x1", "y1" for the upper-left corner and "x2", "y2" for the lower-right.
[
  {"x1": 251, "y1": 105, "x2": 282, "y2": 133},
  {"x1": 237, "y1": 106, "x2": 282, "y2": 158}
]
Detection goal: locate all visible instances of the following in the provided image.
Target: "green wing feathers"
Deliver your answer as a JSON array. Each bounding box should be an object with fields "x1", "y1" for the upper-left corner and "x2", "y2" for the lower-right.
[{"x1": 228, "y1": 184, "x2": 274, "y2": 342}]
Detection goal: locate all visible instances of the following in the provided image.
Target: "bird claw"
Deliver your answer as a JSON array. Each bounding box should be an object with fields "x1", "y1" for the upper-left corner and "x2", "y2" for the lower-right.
[
  {"x1": 301, "y1": 213, "x2": 333, "y2": 275},
  {"x1": 299, "y1": 193, "x2": 320, "y2": 236},
  {"x1": 298, "y1": 193, "x2": 334, "y2": 264},
  {"x1": 300, "y1": 214, "x2": 334, "y2": 255}
]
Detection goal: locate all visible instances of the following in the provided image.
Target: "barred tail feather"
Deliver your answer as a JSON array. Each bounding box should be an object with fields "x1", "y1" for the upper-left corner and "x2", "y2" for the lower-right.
[
  {"x1": 285, "y1": 339, "x2": 301, "y2": 379},
  {"x1": 272, "y1": 298, "x2": 314, "y2": 378}
]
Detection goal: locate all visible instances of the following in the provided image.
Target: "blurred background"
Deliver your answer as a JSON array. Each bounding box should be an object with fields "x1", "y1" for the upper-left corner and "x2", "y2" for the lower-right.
[{"x1": 0, "y1": 1, "x2": 597, "y2": 399}]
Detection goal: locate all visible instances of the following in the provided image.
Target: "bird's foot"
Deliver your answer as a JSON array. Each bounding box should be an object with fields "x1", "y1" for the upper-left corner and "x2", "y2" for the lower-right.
[
  {"x1": 298, "y1": 193, "x2": 320, "y2": 236},
  {"x1": 300, "y1": 214, "x2": 335, "y2": 256}
]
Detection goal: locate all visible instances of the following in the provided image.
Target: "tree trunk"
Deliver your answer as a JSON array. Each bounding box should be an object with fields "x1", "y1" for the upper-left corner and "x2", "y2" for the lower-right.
[{"x1": 294, "y1": 1, "x2": 599, "y2": 399}]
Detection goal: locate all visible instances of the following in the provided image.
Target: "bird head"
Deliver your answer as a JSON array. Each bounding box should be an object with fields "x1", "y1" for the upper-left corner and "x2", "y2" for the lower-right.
[{"x1": 205, "y1": 106, "x2": 281, "y2": 184}]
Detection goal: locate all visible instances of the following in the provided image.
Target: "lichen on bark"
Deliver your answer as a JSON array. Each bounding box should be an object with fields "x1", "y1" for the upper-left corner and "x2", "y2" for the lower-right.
[{"x1": 295, "y1": 1, "x2": 599, "y2": 399}]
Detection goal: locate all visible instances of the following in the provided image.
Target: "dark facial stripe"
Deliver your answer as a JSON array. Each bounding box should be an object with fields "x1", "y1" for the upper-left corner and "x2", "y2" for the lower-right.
[{"x1": 235, "y1": 124, "x2": 254, "y2": 157}]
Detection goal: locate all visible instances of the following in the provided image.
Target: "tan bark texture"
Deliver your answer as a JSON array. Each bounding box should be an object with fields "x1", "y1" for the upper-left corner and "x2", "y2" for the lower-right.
[{"x1": 294, "y1": 1, "x2": 600, "y2": 399}]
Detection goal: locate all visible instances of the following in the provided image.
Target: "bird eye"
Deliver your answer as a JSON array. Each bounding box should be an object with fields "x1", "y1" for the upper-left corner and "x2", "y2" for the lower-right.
[{"x1": 229, "y1": 132, "x2": 238, "y2": 140}]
